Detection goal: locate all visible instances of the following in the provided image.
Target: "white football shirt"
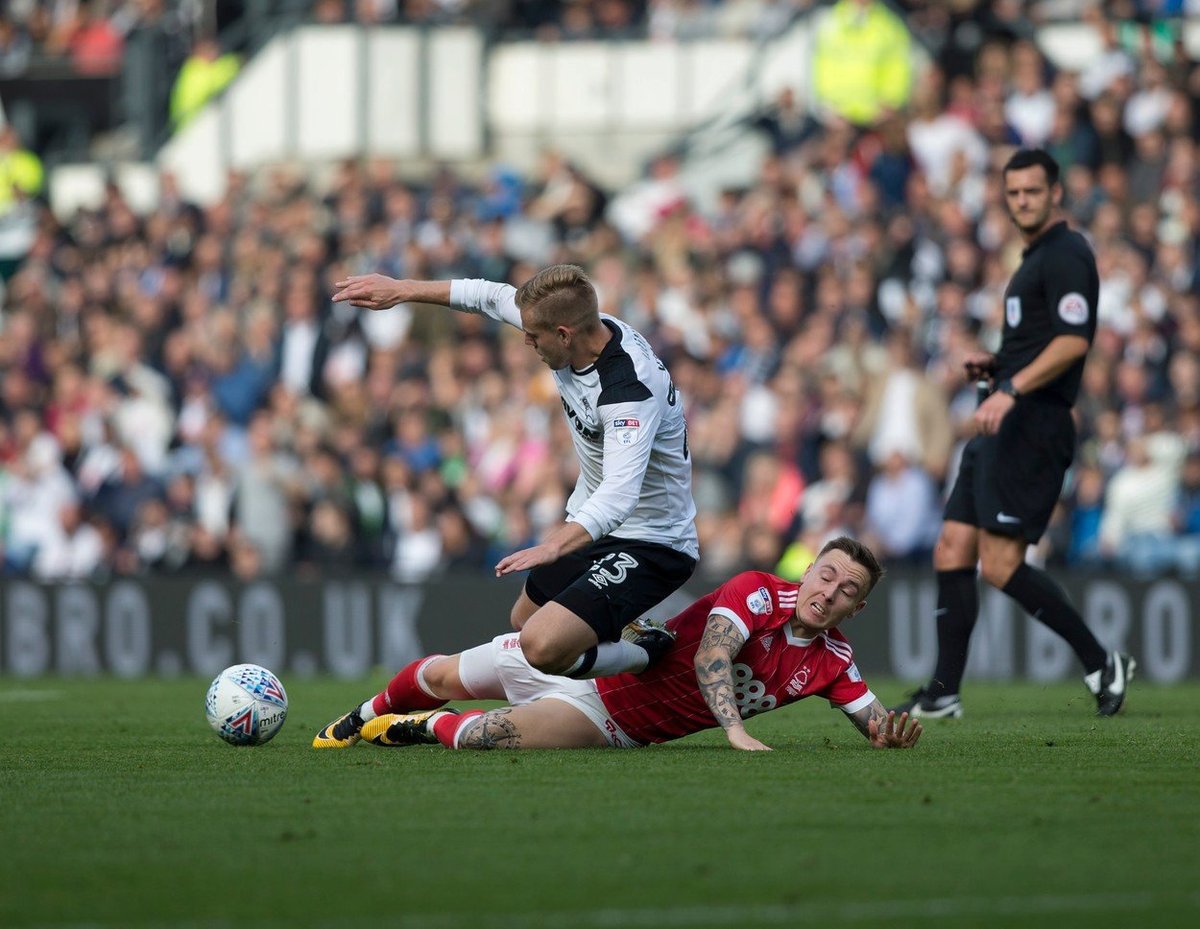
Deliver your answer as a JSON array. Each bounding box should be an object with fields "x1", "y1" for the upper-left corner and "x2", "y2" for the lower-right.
[{"x1": 450, "y1": 279, "x2": 699, "y2": 559}]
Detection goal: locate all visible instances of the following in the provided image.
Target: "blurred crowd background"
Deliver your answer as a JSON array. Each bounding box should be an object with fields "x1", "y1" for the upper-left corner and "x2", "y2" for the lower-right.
[{"x1": 1, "y1": 0, "x2": 1199, "y2": 583}]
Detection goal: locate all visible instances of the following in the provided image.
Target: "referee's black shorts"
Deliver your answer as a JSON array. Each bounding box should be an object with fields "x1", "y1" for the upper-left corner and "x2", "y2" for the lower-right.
[
  {"x1": 943, "y1": 401, "x2": 1075, "y2": 543},
  {"x1": 524, "y1": 537, "x2": 697, "y2": 643}
]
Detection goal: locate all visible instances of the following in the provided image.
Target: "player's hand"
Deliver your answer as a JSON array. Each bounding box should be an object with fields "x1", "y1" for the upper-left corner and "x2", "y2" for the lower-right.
[
  {"x1": 973, "y1": 390, "x2": 1015, "y2": 436},
  {"x1": 868, "y1": 711, "x2": 922, "y2": 749},
  {"x1": 726, "y1": 726, "x2": 773, "y2": 751},
  {"x1": 963, "y1": 352, "x2": 997, "y2": 382},
  {"x1": 495, "y1": 543, "x2": 561, "y2": 577},
  {"x1": 331, "y1": 274, "x2": 405, "y2": 311}
]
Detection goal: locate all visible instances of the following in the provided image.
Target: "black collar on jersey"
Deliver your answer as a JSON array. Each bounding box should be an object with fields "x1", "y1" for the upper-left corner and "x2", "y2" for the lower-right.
[
  {"x1": 570, "y1": 318, "x2": 620, "y2": 376},
  {"x1": 1021, "y1": 220, "x2": 1068, "y2": 258}
]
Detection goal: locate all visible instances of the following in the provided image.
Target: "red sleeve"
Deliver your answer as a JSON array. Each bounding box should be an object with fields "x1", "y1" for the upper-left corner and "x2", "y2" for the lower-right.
[
  {"x1": 820, "y1": 660, "x2": 873, "y2": 712},
  {"x1": 707, "y1": 572, "x2": 782, "y2": 641}
]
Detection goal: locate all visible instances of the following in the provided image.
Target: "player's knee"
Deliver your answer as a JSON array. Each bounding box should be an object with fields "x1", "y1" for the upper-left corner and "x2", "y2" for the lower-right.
[
  {"x1": 934, "y1": 537, "x2": 968, "y2": 571},
  {"x1": 934, "y1": 522, "x2": 979, "y2": 571},
  {"x1": 421, "y1": 658, "x2": 454, "y2": 693},
  {"x1": 509, "y1": 597, "x2": 535, "y2": 631},
  {"x1": 518, "y1": 631, "x2": 571, "y2": 675},
  {"x1": 979, "y1": 555, "x2": 1018, "y2": 589}
]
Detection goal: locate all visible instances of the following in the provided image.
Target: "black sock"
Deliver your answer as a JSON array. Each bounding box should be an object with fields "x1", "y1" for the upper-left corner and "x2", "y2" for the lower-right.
[
  {"x1": 927, "y1": 568, "x2": 979, "y2": 699},
  {"x1": 1002, "y1": 563, "x2": 1107, "y2": 674}
]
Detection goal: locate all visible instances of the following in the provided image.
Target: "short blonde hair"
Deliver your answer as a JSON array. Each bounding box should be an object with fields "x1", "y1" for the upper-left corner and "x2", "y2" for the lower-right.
[{"x1": 515, "y1": 264, "x2": 600, "y2": 331}]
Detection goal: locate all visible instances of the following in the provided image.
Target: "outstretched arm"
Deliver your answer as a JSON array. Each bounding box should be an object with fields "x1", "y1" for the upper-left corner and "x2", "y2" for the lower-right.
[
  {"x1": 846, "y1": 698, "x2": 922, "y2": 749},
  {"x1": 694, "y1": 613, "x2": 770, "y2": 751},
  {"x1": 333, "y1": 276, "x2": 523, "y2": 330},
  {"x1": 331, "y1": 275, "x2": 451, "y2": 311}
]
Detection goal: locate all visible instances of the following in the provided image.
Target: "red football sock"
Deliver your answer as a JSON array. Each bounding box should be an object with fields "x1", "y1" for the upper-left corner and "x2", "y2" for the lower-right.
[
  {"x1": 371, "y1": 657, "x2": 447, "y2": 716},
  {"x1": 434, "y1": 710, "x2": 485, "y2": 749}
]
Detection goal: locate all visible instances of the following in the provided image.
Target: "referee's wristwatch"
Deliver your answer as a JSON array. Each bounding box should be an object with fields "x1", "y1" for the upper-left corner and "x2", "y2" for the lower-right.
[{"x1": 995, "y1": 378, "x2": 1020, "y2": 399}]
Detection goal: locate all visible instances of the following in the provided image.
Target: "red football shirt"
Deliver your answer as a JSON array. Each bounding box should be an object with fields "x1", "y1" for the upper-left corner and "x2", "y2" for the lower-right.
[{"x1": 596, "y1": 571, "x2": 874, "y2": 745}]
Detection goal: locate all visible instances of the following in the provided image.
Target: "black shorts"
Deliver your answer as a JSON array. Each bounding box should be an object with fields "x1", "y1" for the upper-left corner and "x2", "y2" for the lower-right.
[
  {"x1": 943, "y1": 401, "x2": 1075, "y2": 543},
  {"x1": 523, "y1": 537, "x2": 697, "y2": 643}
]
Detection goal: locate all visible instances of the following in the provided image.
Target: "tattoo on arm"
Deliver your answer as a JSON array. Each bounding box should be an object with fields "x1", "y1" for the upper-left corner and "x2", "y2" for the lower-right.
[
  {"x1": 694, "y1": 614, "x2": 748, "y2": 731},
  {"x1": 848, "y1": 699, "x2": 890, "y2": 741},
  {"x1": 458, "y1": 708, "x2": 522, "y2": 750}
]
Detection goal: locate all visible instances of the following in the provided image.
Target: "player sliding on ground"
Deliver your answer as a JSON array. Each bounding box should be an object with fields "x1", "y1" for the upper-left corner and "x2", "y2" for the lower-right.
[{"x1": 313, "y1": 537, "x2": 922, "y2": 752}]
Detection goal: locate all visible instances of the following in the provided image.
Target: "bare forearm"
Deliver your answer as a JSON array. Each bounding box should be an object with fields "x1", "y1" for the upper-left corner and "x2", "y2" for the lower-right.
[
  {"x1": 392, "y1": 279, "x2": 452, "y2": 307},
  {"x1": 541, "y1": 521, "x2": 596, "y2": 560},
  {"x1": 848, "y1": 698, "x2": 890, "y2": 741},
  {"x1": 848, "y1": 698, "x2": 923, "y2": 749},
  {"x1": 1011, "y1": 335, "x2": 1089, "y2": 394},
  {"x1": 694, "y1": 614, "x2": 749, "y2": 733},
  {"x1": 694, "y1": 646, "x2": 744, "y2": 732},
  {"x1": 331, "y1": 274, "x2": 451, "y2": 311},
  {"x1": 690, "y1": 614, "x2": 771, "y2": 750},
  {"x1": 493, "y1": 520, "x2": 593, "y2": 577}
]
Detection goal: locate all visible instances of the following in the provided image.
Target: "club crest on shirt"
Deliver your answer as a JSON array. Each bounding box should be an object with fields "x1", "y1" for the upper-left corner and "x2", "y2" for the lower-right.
[
  {"x1": 746, "y1": 586, "x2": 773, "y2": 615},
  {"x1": 1057, "y1": 292, "x2": 1089, "y2": 325},
  {"x1": 1006, "y1": 296, "x2": 1021, "y2": 328},
  {"x1": 613, "y1": 418, "x2": 641, "y2": 446},
  {"x1": 785, "y1": 667, "x2": 811, "y2": 696}
]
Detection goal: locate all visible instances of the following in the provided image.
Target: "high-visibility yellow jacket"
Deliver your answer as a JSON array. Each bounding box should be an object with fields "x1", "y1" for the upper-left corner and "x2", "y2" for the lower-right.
[
  {"x1": 812, "y1": 0, "x2": 912, "y2": 126},
  {"x1": 0, "y1": 147, "x2": 43, "y2": 212},
  {"x1": 170, "y1": 53, "x2": 241, "y2": 128}
]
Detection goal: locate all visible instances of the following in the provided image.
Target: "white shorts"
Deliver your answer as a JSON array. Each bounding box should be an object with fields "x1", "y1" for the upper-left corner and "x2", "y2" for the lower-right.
[{"x1": 485, "y1": 633, "x2": 639, "y2": 749}]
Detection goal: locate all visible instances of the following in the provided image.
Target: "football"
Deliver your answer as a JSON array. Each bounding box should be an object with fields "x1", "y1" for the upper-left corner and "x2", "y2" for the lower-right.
[{"x1": 204, "y1": 664, "x2": 289, "y2": 746}]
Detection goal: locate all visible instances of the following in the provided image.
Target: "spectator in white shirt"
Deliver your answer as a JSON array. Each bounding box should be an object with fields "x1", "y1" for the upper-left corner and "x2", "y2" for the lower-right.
[
  {"x1": 1005, "y1": 42, "x2": 1056, "y2": 147},
  {"x1": 1099, "y1": 432, "x2": 1187, "y2": 576},
  {"x1": 33, "y1": 500, "x2": 104, "y2": 580},
  {"x1": 907, "y1": 72, "x2": 988, "y2": 199},
  {"x1": 5, "y1": 431, "x2": 76, "y2": 572},
  {"x1": 863, "y1": 450, "x2": 940, "y2": 563},
  {"x1": 1124, "y1": 60, "x2": 1173, "y2": 139}
]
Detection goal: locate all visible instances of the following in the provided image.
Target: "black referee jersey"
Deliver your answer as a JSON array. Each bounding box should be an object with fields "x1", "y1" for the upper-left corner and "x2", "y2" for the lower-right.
[{"x1": 994, "y1": 221, "x2": 1099, "y2": 406}]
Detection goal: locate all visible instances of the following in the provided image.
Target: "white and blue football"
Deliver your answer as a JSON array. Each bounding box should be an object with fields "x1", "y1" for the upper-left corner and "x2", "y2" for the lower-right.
[{"x1": 204, "y1": 664, "x2": 289, "y2": 746}]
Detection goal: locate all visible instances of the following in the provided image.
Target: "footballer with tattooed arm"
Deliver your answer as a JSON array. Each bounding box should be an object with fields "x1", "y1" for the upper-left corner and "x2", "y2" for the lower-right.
[{"x1": 313, "y1": 537, "x2": 921, "y2": 753}]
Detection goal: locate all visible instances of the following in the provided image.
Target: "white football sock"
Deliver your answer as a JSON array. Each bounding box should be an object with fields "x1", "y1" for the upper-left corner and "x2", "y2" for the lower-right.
[{"x1": 566, "y1": 640, "x2": 648, "y2": 678}]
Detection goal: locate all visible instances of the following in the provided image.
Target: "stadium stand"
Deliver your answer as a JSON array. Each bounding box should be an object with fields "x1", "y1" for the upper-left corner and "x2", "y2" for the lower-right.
[{"x1": 0, "y1": 0, "x2": 1198, "y2": 583}]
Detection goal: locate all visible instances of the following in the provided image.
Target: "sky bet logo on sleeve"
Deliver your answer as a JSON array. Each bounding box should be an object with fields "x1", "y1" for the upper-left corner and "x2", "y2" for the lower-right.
[
  {"x1": 613, "y1": 418, "x2": 641, "y2": 446},
  {"x1": 746, "y1": 586, "x2": 773, "y2": 615}
]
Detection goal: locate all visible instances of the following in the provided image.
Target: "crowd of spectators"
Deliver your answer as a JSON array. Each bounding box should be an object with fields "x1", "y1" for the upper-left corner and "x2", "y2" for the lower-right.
[
  {"x1": 0, "y1": 0, "x2": 196, "y2": 78},
  {"x1": 5, "y1": 0, "x2": 1189, "y2": 70},
  {"x1": 1, "y1": 1, "x2": 1200, "y2": 584},
  {"x1": 0, "y1": 0, "x2": 652, "y2": 74}
]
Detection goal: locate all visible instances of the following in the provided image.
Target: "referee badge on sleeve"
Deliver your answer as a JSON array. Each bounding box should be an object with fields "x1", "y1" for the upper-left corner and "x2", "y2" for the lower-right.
[
  {"x1": 1057, "y1": 292, "x2": 1089, "y2": 325},
  {"x1": 1006, "y1": 297, "x2": 1021, "y2": 328}
]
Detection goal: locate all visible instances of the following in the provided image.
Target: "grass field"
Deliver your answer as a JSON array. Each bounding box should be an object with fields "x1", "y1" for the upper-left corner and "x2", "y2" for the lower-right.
[{"x1": 2, "y1": 676, "x2": 1198, "y2": 929}]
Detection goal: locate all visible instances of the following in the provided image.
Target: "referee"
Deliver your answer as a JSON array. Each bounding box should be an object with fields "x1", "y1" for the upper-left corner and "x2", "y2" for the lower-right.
[{"x1": 894, "y1": 149, "x2": 1134, "y2": 718}]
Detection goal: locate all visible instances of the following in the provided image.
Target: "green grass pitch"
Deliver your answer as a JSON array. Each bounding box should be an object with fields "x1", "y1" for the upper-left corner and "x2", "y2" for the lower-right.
[{"x1": 2, "y1": 676, "x2": 1198, "y2": 929}]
